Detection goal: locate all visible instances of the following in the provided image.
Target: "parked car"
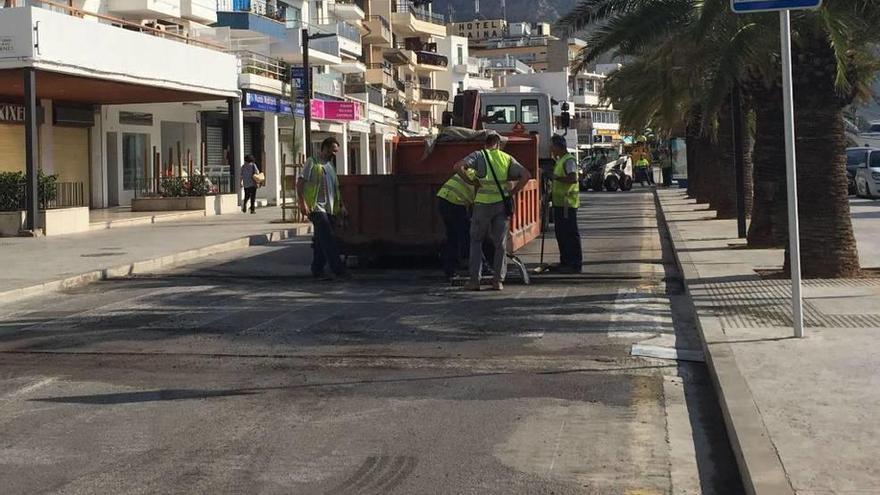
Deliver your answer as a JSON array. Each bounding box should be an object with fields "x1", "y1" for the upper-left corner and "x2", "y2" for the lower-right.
[
  {"x1": 846, "y1": 147, "x2": 874, "y2": 195},
  {"x1": 854, "y1": 148, "x2": 880, "y2": 199}
]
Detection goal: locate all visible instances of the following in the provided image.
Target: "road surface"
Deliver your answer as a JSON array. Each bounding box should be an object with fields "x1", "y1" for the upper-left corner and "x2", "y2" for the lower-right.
[{"x1": 0, "y1": 189, "x2": 742, "y2": 494}]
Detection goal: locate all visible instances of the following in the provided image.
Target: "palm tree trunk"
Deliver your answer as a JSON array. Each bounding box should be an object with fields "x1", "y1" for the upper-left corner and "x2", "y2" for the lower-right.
[
  {"x1": 714, "y1": 100, "x2": 739, "y2": 219},
  {"x1": 747, "y1": 81, "x2": 788, "y2": 248},
  {"x1": 784, "y1": 31, "x2": 860, "y2": 277}
]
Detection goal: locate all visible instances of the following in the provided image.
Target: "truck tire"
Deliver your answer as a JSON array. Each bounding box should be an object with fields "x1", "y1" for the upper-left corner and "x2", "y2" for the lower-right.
[
  {"x1": 620, "y1": 175, "x2": 633, "y2": 191},
  {"x1": 604, "y1": 175, "x2": 620, "y2": 192}
]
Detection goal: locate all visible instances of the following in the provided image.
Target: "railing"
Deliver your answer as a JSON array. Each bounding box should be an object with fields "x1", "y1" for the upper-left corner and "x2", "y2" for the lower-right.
[
  {"x1": 345, "y1": 83, "x2": 384, "y2": 106},
  {"x1": 326, "y1": 21, "x2": 361, "y2": 43},
  {"x1": 392, "y1": 1, "x2": 445, "y2": 25},
  {"x1": 233, "y1": 50, "x2": 287, "y2": 80},
  {"x1": 485, "y1": 56, "x2": 534, "y2": 74},
  {"x1": 395, "y1": 78, "x2": 405, "y2": 92},
  {"x1": 313, "y1": 73, "x2": 343, "y2": 97},
  {"x1": 0, "y1": 181, "x2": 85, "y2": 211},
  {"x1": 420, "y1": 87, "x2": 449, "y2": 102},
  {"x1": 11, "y1": 0, "x2": 226, "y2": 51},
  {"x1": 216, "y1": 0, "x2": 281, "y2": 19},
  {"x1": 416, "y1": 51, "x2": 447, "y2": 67},
  {"x1": 367, "y1": 61, "x2": 393, "y2": 74},
  {"x1": 132, "y1": 174, "x2": 233, "y2": 199}
]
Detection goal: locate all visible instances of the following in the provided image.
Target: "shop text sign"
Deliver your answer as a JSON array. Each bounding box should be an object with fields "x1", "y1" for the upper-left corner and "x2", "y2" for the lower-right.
[
  {"x1": 0, "y1": 103, "x2": 25, "y2": 123},
  {"x1": 731, "y1": 0, "x2": 821, "y2": 13},
  {"x1": 311, "y1": 100, "x2": 361, "y2": 121}
]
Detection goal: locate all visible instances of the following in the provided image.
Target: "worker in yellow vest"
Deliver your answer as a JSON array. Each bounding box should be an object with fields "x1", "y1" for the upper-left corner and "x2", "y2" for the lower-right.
[
  {"x1": 296, "y1": 137, "x2": 349, "y2": 280},
  {"x1": 635, "y1": 155, "x2": 653, "y2": 186},
  {"x1": 549, "y1": 135, "x2": 583, "y2": 273},
  {"x1": 453, "y1": 132, "x2": 532, "y2": 291},
  {"x1": 436, "y1": 168, "x2": 478, "y2": 280}
]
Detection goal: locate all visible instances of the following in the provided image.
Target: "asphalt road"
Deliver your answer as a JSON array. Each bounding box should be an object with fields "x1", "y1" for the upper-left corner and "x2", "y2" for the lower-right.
[{"x1": 0, "y1": 189, "x2": 743, "y2": 494}]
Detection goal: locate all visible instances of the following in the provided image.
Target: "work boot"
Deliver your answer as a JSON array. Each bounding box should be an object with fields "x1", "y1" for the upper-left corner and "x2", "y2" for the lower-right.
[
  {"x1": 491, "y1": 280, "x2": 503, "y2": 291},
  {"x1": 250, "y1": 208, "x2": 256, "y2": 214},
  {"x1": 464, "y1": 280, "x2": 481, "y2": 291},
  {"x1": 241, "y1": 206, "x2": 247, "y2": 213}
]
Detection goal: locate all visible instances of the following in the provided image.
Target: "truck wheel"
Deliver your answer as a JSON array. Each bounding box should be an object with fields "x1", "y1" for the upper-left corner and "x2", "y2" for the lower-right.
[
  {"x1": 604, "y1": 175, "x2": 620, "y2": 192},
  {"x1": 620, "y1": 175, "x2": 633, "y2": 191},
  {"x1": 590, "y1": 173, "x2": 603, "y2": 191}
]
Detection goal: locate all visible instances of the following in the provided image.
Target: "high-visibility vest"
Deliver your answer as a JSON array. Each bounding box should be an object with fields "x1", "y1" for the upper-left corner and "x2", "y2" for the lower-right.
[
  {"x1": 474, "y1": 149, "x2": 512, "y2": 205},
  {"x1": 552, "y1": 153, "x2": 580, "y2": 209},
  {"x1": 437, "y1": 170, "x2": 477, "y2": 206},
  {"x1": 635, "y1": 158, "x2": 650, "y2": 169},
  {"x1": 302, "y1": 157, "x2": 342, "y2": 215}
]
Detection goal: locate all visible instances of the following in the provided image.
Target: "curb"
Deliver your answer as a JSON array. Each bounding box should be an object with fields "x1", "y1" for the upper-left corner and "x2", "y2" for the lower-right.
[
  {"x1": 653, "y1": 189, "x2": 794, "y2": 495},
  {"x1": 0, "y1": 224, "x2": 311, "y2": 305}
]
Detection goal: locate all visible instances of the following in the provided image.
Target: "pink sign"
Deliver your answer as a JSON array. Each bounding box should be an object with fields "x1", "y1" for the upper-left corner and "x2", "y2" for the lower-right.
[{"x1": 310, "y1": 99, "x2": 361, "y2": 121}]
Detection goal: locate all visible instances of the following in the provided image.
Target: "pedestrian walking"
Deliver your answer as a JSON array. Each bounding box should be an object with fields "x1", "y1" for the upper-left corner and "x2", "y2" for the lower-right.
[
  {"x1": 297, "y1": 137, "x2": 349, "y2": 280},
  {"x1": 549, "y1": 135, "x2": 583, "y2": 273},
  {"x1": 241, "y1": 154, "x2": 260, "y2": 214},
  {"x1": 454, "y1": 132, "x2": 531, "y2": 291},
  {"x1": 436, "y1": 168, "x2": 477, "y2": 281}
]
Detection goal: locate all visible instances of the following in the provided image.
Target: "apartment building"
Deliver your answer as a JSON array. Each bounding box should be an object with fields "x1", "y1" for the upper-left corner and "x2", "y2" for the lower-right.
[{"x1": 434, "y1": 35, "x2": 493, "y2": 107}]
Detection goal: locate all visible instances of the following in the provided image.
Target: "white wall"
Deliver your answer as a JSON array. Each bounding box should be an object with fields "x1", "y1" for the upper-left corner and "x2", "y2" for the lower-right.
[
  {"x1": 0, "y1": 7, "x2": 239, "y2": 97},
  {"x1": 507, "y1": 71, "x2": 571, "y2": 101}
]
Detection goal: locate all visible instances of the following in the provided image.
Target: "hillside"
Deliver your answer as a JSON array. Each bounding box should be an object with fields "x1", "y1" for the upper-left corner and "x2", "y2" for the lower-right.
[{"x1": 434, "y1": 0, "x2": 580, "y2": 24}]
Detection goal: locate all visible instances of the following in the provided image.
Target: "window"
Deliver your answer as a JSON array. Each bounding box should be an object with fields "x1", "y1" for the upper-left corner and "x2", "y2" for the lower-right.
[
  {"x1": 521, "y1": 99, "x2": 539, "y2": 124},
  {"x1": 283, "y1": 4, "x2": 301, "y2": 28},
  {"x1": 485, "y1": 105, "x2": 516, "y2": 124},
  {"x1": 457, "y1": 45, "x2": 464, "y2": 65},
  {"x1": 871, "y1": 152, "x2": 880, "y2": 168},
  {"x1": 457, "y1": 81, "x2": 465, "y2": 94},
  {"x1": 847, "y1": 149, "x2": 868, "y2": 167}
]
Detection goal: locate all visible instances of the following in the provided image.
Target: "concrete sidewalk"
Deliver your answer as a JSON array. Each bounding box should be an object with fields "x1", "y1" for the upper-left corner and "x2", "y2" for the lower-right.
[
  {"x1": 0, "y1": 207, "x2": 309, "y2": 303},
  {"x1": 657, "y1": 188, "x2": 880, "y2": 495}
]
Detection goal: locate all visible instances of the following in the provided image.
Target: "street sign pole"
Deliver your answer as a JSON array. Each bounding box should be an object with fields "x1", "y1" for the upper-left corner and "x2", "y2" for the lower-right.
[{"x1": 779, "y1": 9, "x2": 804, "y2": 338}]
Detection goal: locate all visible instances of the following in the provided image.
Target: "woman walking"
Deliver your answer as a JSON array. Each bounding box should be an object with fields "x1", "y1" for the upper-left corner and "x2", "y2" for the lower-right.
[{"x1": 241, "y1": 154, "x2": 260, "y2": 214}]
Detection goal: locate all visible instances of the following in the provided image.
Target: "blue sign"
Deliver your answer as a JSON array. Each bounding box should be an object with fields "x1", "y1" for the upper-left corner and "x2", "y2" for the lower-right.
[
  {"x1": 242, "y1": 90, "x2": 304, "y2": 118},
  {"x1": 291, "y1": 67, "x2": 305, "y2": 92},
  {"x1": 731, "y1": 0, "x2": 821, "y2": 13}
]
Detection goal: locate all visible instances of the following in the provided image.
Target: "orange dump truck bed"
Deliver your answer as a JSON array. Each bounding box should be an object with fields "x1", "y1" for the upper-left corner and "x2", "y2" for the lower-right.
[{"x1": 336, "y1": 133, "x2": 541, "y2": 257}]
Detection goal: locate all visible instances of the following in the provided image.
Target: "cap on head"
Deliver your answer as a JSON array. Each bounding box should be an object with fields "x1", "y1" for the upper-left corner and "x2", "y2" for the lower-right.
[{"x1": 485, "y1": 132, "x2": 502, "y2": 148}]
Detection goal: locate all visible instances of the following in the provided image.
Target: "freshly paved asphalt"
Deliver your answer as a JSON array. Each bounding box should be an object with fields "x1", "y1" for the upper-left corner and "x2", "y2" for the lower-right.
[{"x1": 0, "y1": 189, "x2": 742, "y2": 494}]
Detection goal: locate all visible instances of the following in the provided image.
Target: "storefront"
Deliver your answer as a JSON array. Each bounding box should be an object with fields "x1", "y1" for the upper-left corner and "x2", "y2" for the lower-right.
[{"x1": 1, "y1": 101, "x2": 91, "y2": 208}]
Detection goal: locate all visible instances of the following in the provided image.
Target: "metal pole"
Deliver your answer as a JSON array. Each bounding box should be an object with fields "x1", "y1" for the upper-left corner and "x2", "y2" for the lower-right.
[
  {"x1": 780, "y1": 10, "x2": 804, "y2": 338},
  {"x1": 732, "y1": 84, "x2": 747, "y2": 238},
  {"x1": 302, "y1": 28, "x2": 313, "y2": 159},
  {"x1": 227, "y1": 96, "x2": 236, "y2": 198},
  {"x1": 23, "y1": 68, "x2": 38, "y2": 233}
]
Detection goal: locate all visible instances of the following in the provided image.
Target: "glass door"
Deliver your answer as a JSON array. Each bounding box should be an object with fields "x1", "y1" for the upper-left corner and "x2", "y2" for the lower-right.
[{"x1": 120, "y1": 133, "x2": 149, "y2": 206}]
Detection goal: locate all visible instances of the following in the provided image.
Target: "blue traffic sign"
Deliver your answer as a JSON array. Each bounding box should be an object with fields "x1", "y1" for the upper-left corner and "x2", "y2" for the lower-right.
[
  {"x1": 291, "y1": 67, "x2": 305, "y2": 91},
  {"x1": 731, "y1": 0, "x2": 821, "y2": 13}
]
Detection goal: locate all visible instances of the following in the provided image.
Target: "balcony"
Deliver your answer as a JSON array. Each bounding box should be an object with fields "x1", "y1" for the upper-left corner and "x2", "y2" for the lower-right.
[
  {"x1": 366, "y1": 63, "x2": 395, "y2": 90},
  {"x1": 313, "y1": 73, "x2": 344, "y2": 98},
  {"x1": 319, "y1": 21, "x2": 362, "y2": 58},
  {"x1": 392, "y1": 41, "x2": 448, "y2": 71},
  {"x1": 180, "y1": 0, "x2": 215, "y2": 22},
  {"x1": 484, "y1": 56, "x2": 534, "y2": 74},
  {"x1": 390, "y1": 1, "x2": 445, "y2": 37},
  {"x1": 235, "y1": 50, "x2": 287, "y2": 95},
  {"x1": 329, "y1": 0, "x2": 364, "y2": 22},
  {"x1": 271, "y1": 27, "x2": 342, "y2": 65},
  {"x1": 572, "y1": 90, "x2": 599, "y2": 106},
  {"x1": 215, "y1": 0, "x2": 286, "y2": 39},
  {"x1": 344, "y1": 82, "x2": 384, "y2": 107},
  {"x1": 415, "y1": 51, "x2": 447, "y2": 71},
  {"x1": 106, "y1": 0, "x2": 180, "y2": 20},
  {"x1": 406, "y1": 83, "x2": 448, "y2": 106},
  {"x1": 364, "y1": 15, "x2": 392, "y2": 46}
]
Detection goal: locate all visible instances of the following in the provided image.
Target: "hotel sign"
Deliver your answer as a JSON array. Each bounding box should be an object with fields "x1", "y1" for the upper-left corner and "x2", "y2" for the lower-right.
[
  {"x1": 0, "y1": 103, "x2": 25, "y2": 123},
  {"x1": 450, "y1": 19, "x2": 506, "y2": 40}
]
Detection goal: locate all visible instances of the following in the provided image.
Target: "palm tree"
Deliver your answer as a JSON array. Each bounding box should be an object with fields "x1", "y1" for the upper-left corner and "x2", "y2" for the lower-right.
[{"x1": 558, "y1": 0, "x2": 878, "y2": 277}]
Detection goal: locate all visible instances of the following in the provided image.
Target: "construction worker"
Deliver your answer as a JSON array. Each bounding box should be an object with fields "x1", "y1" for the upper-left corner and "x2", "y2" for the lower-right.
[
  {"x1": 549, "y1": 135, "x2": 583, "y2": 273},
  {"x1": 454, "y1": 132, "x2": 532, "y2": 291},
  {"x1": 635, "y1": 155, "x2": 653, "y2": 186},
  {"x1": 297, "y1": 137, "x2": 349, "y2": 280},
  {"x1": 436, "y1": 167, "x2": 477, "y2": 280}
]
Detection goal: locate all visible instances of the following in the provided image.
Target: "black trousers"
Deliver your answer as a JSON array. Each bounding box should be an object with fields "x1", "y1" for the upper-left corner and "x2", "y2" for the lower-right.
[
  {"x1": 553, "y1": 206, "x2": 583, "y2": 270},
  {"x1": 438, "y1": 198, "x2": 470, "y2": 277},
  {"x1": 309, "y1": 211, "x2": 346, "y2": 277},
  {"x1": 243, "y1": 186, "x2": 257, "y2": 210}
]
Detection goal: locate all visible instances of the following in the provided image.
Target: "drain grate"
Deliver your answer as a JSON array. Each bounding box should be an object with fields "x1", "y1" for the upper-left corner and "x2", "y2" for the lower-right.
[{"x1": 700, "y1": 279, "x2": 880, "y2": 329}]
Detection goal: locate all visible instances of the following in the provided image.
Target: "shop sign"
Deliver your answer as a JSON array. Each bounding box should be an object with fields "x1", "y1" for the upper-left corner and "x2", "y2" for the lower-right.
[
  {"x1": 311, "y1": 100, "x2": 360, "y2": 121},
  {"x1": 243, "y1": 91, "x2": 304, "y2": 118},
  {"x1": 0, "y1": 103, "x2": 25, "y2": 123}
]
